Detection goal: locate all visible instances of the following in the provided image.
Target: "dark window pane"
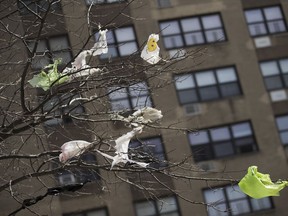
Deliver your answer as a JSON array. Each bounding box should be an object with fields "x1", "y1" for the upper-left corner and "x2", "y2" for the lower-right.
[
  {"x1": 20, "y1": 1, "x2": 37, "y2": 14},
  {"x1": 283, "y1": 74, "x2": 288, "y2": 87},
  {"x1": 77, "y1": 169, "x2": 99, "y2": 182},
  {"x1": 192, "y1": 145, "x2": 213, "y2": 162},
  {"x1": 130, "y1": 137, "x2": 166, "y2": 168},
  {"x1": 213, "y1": 142, "x2": 234, "y2": 157},
  {"x1": 264, "y1": 76, "x2": 283, "y2": 90},
  {"x1": 234, "y1": 137, "x2": 256, "y2": 153},
  {"x1": 38, "y1": 0, "x2": 49, "y2": 12},
  {"x1": 220, "y1": 83, "x2": 241, "y2": 97},
  {"x1": 199, "y1": 86, "x2": 219, "y2": 101},
  {"x1": 144, "y1": 138, "x2": 164, "y2": 154},
  {"x1": 178, "y1": 89, "x2": 198, "y2": 104}
]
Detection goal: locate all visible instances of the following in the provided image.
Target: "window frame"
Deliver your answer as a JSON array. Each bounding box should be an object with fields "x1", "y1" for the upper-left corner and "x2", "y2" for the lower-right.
[
  {"x1": 42, "y1": 92, "x2": 85, "y2": 127},
  {"x1": 244, "y1": 5, "x2": 287, "y2": 37},
  {"x1": 159, "y1": 13, "x2": 227, "y2": 50},
  {"x1": 275, "y1": 114, "x2": 288, "y2": 147},
  {"x1": 129, "y1": 136, "x2": 167, "y2": 169},
  {"x1": 108, "y1": 82, "x2": 153, "y2": 112},
  {"x1": 53, "y1": 152, "x2": 100, "y2": 187},
  {"x1": 18, "y1": 0, "x2": 62, "y2": 15},
  {"x1": 174, "y1": 66, "x2": 242, "y2": 105},
  {"x1": 188, "y1": 121, "x2": 258, "y2": 162},
  {"x1": 27, "y1": 35, "x2": 73, "y2": 71},
  {"x1": 259, "y1": 58, "x2": 288, "y2": 91},
  {"x1": 95, "y1": 26, "x2": 138, "y2": 59},
  {"x1": 203, "y1": 185, "x2": 274, "y2": 216},
  {"x1": 134, "y1": 195, "x2": 181, "y2": 216}
]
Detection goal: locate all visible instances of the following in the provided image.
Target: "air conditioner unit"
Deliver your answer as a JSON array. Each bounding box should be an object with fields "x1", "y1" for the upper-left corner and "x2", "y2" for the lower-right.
[
  {"x1": 158, "y1": 0, "x2": 171, "y2": 8},
  {"x1": 254, "y1": 36, "x2": 271, "y2": 48},
  {"x1": 198, "y1": 161, "x2": 215, "y2": 171},
  {"x1": 59, "y1": 173, "x2": 76, "y2": 185},
  {"x1": 183, "y1": 104, "x2": 201, "y2": 116},
  {"x1": 270, "y1": 89, "x2": 287, "y2": 102}
]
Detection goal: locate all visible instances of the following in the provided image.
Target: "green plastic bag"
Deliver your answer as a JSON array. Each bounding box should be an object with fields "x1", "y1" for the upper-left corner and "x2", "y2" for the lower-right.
[
  {"x1": 239, "y1": 166, "x2": 288, "y2": 199},
  {"x1": 28, "y1": 59, "x2": 68, "y2": 91}
]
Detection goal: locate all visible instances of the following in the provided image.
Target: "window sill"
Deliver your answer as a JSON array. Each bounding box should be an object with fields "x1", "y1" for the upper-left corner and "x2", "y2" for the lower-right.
[{"x1": 195, "y1": 150, "x2": 259, "y2": 164}]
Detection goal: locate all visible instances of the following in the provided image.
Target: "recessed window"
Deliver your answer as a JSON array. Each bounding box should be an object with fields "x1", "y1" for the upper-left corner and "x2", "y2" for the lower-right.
[
  {"x1": 275, "y1": 115, "x2": 288, "y2": 147},
  {"x1": 95, "y1": 26, "x2": 138, "y2": 59},
  {"x1": 174, "y1": 67, "x2": 241, "y2": 104},
  {"x1": 108, "y1": 82, "x2": 152, "y2": 111},
  {"x1": 134, "y1": 196, "x2": 180, "y2": 216},
  {"x1": 203, "y1": 185, "x2": 273, "y2": 216},
  {"x1": 18, "y1": 0, "x2": 61, "y2": 15},
  {"x1": 54, "y1": 153, "x2": 100, "y2": 186},
  {"x1": 244, "y1": 5, "x2": 287, "y2": 37},
  {"x1": 129, "y1": 137, "x2": 166, "y2": 169},
  {"x1": 188, "y1": 121, "x2": 257, "y2": 162},
  {"x1": 85, "y1": 0, "x2": 125, "y2": 5},
  {"x1": 159, "y1": 13, "x2": 226, "y2": 50},
  {"x1": 27, "y1": 35, "x2": 72, "y2": 70},
  {"x1": 64, "y1": 207, "x2": 108, "y2": 216},
  {"x1": 42, "y1": 93, "x2": 85, "y2": 126},
  {"x1": 259, "y1": 58, "x2": 288, "y2": 91}
]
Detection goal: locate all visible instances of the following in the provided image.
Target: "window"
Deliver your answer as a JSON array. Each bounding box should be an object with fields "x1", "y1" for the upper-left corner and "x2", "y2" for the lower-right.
[
  {"x1": 108, "y1": 82, "x2": 152, "y2": 111},
  {"x1": 64, "y1": 207, "x2": 108, "y2": 216},
  {"x1": 95, "y1": 26, "x2": 138, "y2": 59},
  {"x1": 42, "y1": 93, "x2": 85, "y2": 126},
  {"x1": 203, "y1": 185, "x2": 273, "y2": 216},
  {"x1": 18, "y1": 0, "x2": 61, "y2": 15},
  {"x1": 174, "y1": 67, "x2": 241, "y2": 104},
  {"x1": 134, "y1": 196, "x2": 180, "y2": 216},
  {"x1": 188, "y1": 121, "x2": 257, "y2": 162},
  {"x1": 275, "y1": 115, "x2": 288, "y2": 147},
  {"x1": 244, "y1": 5, "x2": 287, "y2": 36},
  {"x1": 27, "y1": 35, "x2": 72, "y2": 70},
  {"x1": 85, "y1": 0, "x2": 125, "y2": 5},
  {"x1": 259, "y1": 58, "x2": 288, "y2": 91},
  {"x1": 129, "y1": 137, "x2": 166, "y2": 169},
  {"x1": 159, "y1": 13, "x2": 226, "y2": 50},
  {"x1": 56, "y1": 153, "x2": 100, "y2": 186}
]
